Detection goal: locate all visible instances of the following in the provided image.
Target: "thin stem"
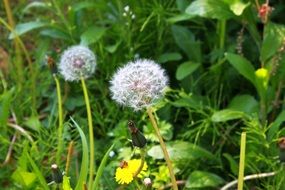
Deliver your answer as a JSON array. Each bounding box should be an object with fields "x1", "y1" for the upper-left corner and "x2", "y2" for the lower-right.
[
  {"x1": 237, "y1": 132, "x2": 246, "y2": 190},
  {"x1": 65, "y1": 141, "x2": 74, "y2": 175},
  {"x1": 81, "y1": 77, "x2": 95, "y2": 190},
  {"x1": 133, "y1": 149, "x2": 146, "y2": 178},
  {"x1": 3, "y1": 0, "x2": 24, "y2": 86},
  {"x1": 219, "y1": 20, "x2": 226, "y2": 51},
  {"x1": 54, "y1": 75, "x2": 64, "y2": 165},
  {"x1": 221, "y1": 171, "x2": 276, "y2": 190},
  {"x1": 146, "y1": 107, "x2": 178, "y2": 190}
]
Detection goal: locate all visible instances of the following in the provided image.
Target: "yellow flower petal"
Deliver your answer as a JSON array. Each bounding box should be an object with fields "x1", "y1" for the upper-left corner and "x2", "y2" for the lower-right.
[{"x1": 115, "y1": 159, "x2": 148, "y2": 185}]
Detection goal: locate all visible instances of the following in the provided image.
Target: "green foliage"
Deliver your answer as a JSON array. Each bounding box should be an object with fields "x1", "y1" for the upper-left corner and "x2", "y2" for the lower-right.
[{"x1": 1, "y1": 0, "x2": 285, "y2": 189}]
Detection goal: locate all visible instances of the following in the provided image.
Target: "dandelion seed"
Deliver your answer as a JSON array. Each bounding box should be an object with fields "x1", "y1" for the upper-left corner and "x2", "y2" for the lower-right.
[
  {"x1": 110, "y1": 59, "x2": 169, "y2": 111},
  {"x1": 58, "y1": 45, "x2": 96, "y2": 81}
]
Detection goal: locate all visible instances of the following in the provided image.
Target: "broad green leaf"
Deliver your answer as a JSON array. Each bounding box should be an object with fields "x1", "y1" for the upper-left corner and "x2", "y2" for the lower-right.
[
  {"x1": 71, "y1": 118, "x2": 89, "y2": 190},
  {"x1": 171, "y1": 25, "x2": 201, "y2": 62},
  {"x1": 12, "y1": 168, "x2": 37, "y2": 188},
  {"x1": 158, "y1": 52, "x2": 182, "y2": 63},
  {"x1": 225, "y1": 53, "x2": 256, "y2": 86},
  {"x1": 144, "y1": 120, "x2": 173, "y2": 142},
  {"x1": 22, "y1": 2, "x2": 51, "y2": 14},
  {"x1": 9, "y1": 21, "x2": 48, "y2": 39},
  {"x1": 211, "y1": 109, "x2": 245, "y2": 122},
  {"x1": 176, "y1": 0, "x2": 191, "y2": 11},
  {"x1": 40, "y1": 28, "x2": 70, "y2": 40},
  {"x1": 223, "y1": 153, "x2": 239, "y2": 175},
  {"x1": 185, "y1": 0, "x2": 234, "y2": 20},
  {"x1": 105, "y1": 41, "x2": 121, "y2": 53},
  {"x1": 80, "y1": 26, "x2": 107, "y2": 46},
  {"x1": 268, "y1": 110, "x2": 285, "y2": 140},
  {"x1": 167, "y1": 91, "x2": 204, "y2": 109},
  {"x1": 24, "y1": 116, "x2": 41, "y2": 132},
  {"x1": 148, "y1": 141, "x2": 217, "y2": 162},
  {"x1": 176, "y1": 62, "x2": 200, "y2": 80},
  {"x1": 186, "y1": 171, "x2": 224, "y2": 188},
  {"x1": 93, "y1": 144, "x2": 114, "y2": 190},
  {"x1": 228, "y1": 94, "x2": 258, "y2": 114},
  {"x1": 261, "y1": 22, "x2": 285, "y2": 62},
  {"x1": 72, "y1": 2, "x2": 95, "y2": 12},
  {"x1": 167, "y1": 14, "x2": 194, "y2": 23},
  {"x1": 229, "y1": 1, "x2": 250, "y2": 16}
]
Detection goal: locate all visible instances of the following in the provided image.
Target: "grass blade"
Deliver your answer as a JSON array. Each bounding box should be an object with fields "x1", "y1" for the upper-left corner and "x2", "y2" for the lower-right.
[
  {"x1": 93, "y1": 144, "x2": 114, "y2": 190},
  {"x1": 26, "y1": 152, "x2": 49, "y2": 190},
  {"x1": 71, "y1": 117, "x2": 89, "y2": 190}
]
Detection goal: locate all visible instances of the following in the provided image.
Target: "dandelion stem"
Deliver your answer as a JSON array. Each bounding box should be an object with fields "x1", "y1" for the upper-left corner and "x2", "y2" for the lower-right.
[
  {"x1": 54, "y1": 75, "x2": 64, "y2": 165},
  {"x1": 146, "y1": 107, "x2": 178, "y2": 190},
  {"x1": 133, "y1": 149, "x2": 146, "y2": 178},
  {"x1": 81, "y1": 77, "x2": 95, "y2": 190}
]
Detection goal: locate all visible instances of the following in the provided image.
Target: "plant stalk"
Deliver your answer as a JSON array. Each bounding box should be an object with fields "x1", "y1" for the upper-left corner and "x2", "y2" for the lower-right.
[
  {"x1": 54, "y1": 75, "x2": 64, "y2": 165},
  {"x1": 81, "y1": 77, "x2": 95, "y2": 190},
  {"x1": 238, "y1": 132, "x2": 246, "y2": 190},
  {"x1": 146, "y1": 107, "x2": 178, "y2": 190},
  {"x1": 133, "y1": 149, "x2": 146, "y2": 178}
]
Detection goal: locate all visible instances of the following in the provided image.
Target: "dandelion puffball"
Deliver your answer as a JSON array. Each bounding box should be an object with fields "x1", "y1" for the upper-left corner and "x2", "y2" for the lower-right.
[
  {"x1": 110, "y1": 59, "x2": 169, "y2": 111},
  {"x1": 59, "y1": 45, "x2": 96, "y2": 81}
]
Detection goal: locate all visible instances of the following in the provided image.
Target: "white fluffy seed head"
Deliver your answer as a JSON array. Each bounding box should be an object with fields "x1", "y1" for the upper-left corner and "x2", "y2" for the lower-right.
[
  {"x1": 58, "y1": 45, "x2": 96, "y2": 81},
  {"x1": 110, "y1": 59, "x2": 169, "y2": 111}
]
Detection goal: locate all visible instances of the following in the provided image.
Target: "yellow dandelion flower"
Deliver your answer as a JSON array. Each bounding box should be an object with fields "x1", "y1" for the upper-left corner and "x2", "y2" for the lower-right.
[{"x1": 115, "y1": 159, "x2": 148, "y2": 184}]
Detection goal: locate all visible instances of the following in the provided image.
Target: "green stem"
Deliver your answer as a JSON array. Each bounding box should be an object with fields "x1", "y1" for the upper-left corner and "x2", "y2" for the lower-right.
[
  {"x1": 133, "y1": 149, "x2": 146, "y2": 178},
  {"x1": 81, "y1": 77, "x2": 95, "y2": 190},
  {"x1": 146, "y1": 107, "x2": 178, "y2": 190},
  {"x1": 54, "y1": 75, "x2": 64, "y2": 165},
  {"x1": 238, "y1": 132, "x2": 246, "y2": 190},
  {"x1": 219, "y1": 19, "x2": 226, "y2": 51}
]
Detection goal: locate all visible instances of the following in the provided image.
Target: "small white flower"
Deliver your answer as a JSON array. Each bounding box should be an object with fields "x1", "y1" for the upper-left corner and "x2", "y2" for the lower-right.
[
  {"x1": 124, "y1": 5, "x2": 130, "y2": 12},
  {"x1": 131, "y1": 14, "x2": 136, "y2": 20},
  {"x1": 59, "y1": 45, "x2": 96, "y2": 81},
  {"x1": 143, "y1": 177, "x2": 152, "y2": 186},
  {"x1": 123, "y1": 12, "x2": 127, "y2": 17},
  {"x1": 110, "y1": 59, "x2": 169, "y2": 111}
]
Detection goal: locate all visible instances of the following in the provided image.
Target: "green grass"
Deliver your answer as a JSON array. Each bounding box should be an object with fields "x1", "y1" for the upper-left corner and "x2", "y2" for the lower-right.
[{"x1": 1, "y1": 0, "x2": 285, "y2": 189}]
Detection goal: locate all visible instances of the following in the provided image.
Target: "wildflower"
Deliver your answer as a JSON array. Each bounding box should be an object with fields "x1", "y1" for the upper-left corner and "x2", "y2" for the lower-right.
[
  {"x1": 59, "y1": 45, "x2": 96, "y2": 81},
  {"x1": 255, "y1": 68, "x2": 268, "y2": 79},
  {"x1": 255, "y1": 67, "x2": 269, "y2": 88},
  {"x1": 110, "y1": 59, "x2": 169, "y2": 111},
  {"x1": 51, "y1": 164, "x2": 63, "y2": 183},
  {"x1": 143, "y1": 177, "x2": 152, "y2": 187},
  {"x1": 115, "y1": 159, "x2": 147, "y2": 184},
  {"x1": 258, "y1": 3, "x2": 272, "y2": 23}
]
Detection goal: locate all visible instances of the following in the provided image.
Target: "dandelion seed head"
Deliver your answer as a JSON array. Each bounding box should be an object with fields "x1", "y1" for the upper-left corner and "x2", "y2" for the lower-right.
[
  {"x1": 110, "y1": 59, "x2": 168, "y2": 111},
  {"x1": 59, "y1": 45, "x2": 96, "y2": 81}
]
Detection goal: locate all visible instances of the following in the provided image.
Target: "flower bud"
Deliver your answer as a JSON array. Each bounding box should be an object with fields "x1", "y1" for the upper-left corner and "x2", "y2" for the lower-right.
[
  {"x1": 143, "y1": 177, "x2": 152, "y2": 187},
  {"x1": 278, "y1": 137, "x2": 285, "y2": 162},
  {"x1": 128, "y1": 120, "x2": 147, "y2": 148},
  {"x1": 51, "y1": 164, "x2": 63, "y2": 183}
]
